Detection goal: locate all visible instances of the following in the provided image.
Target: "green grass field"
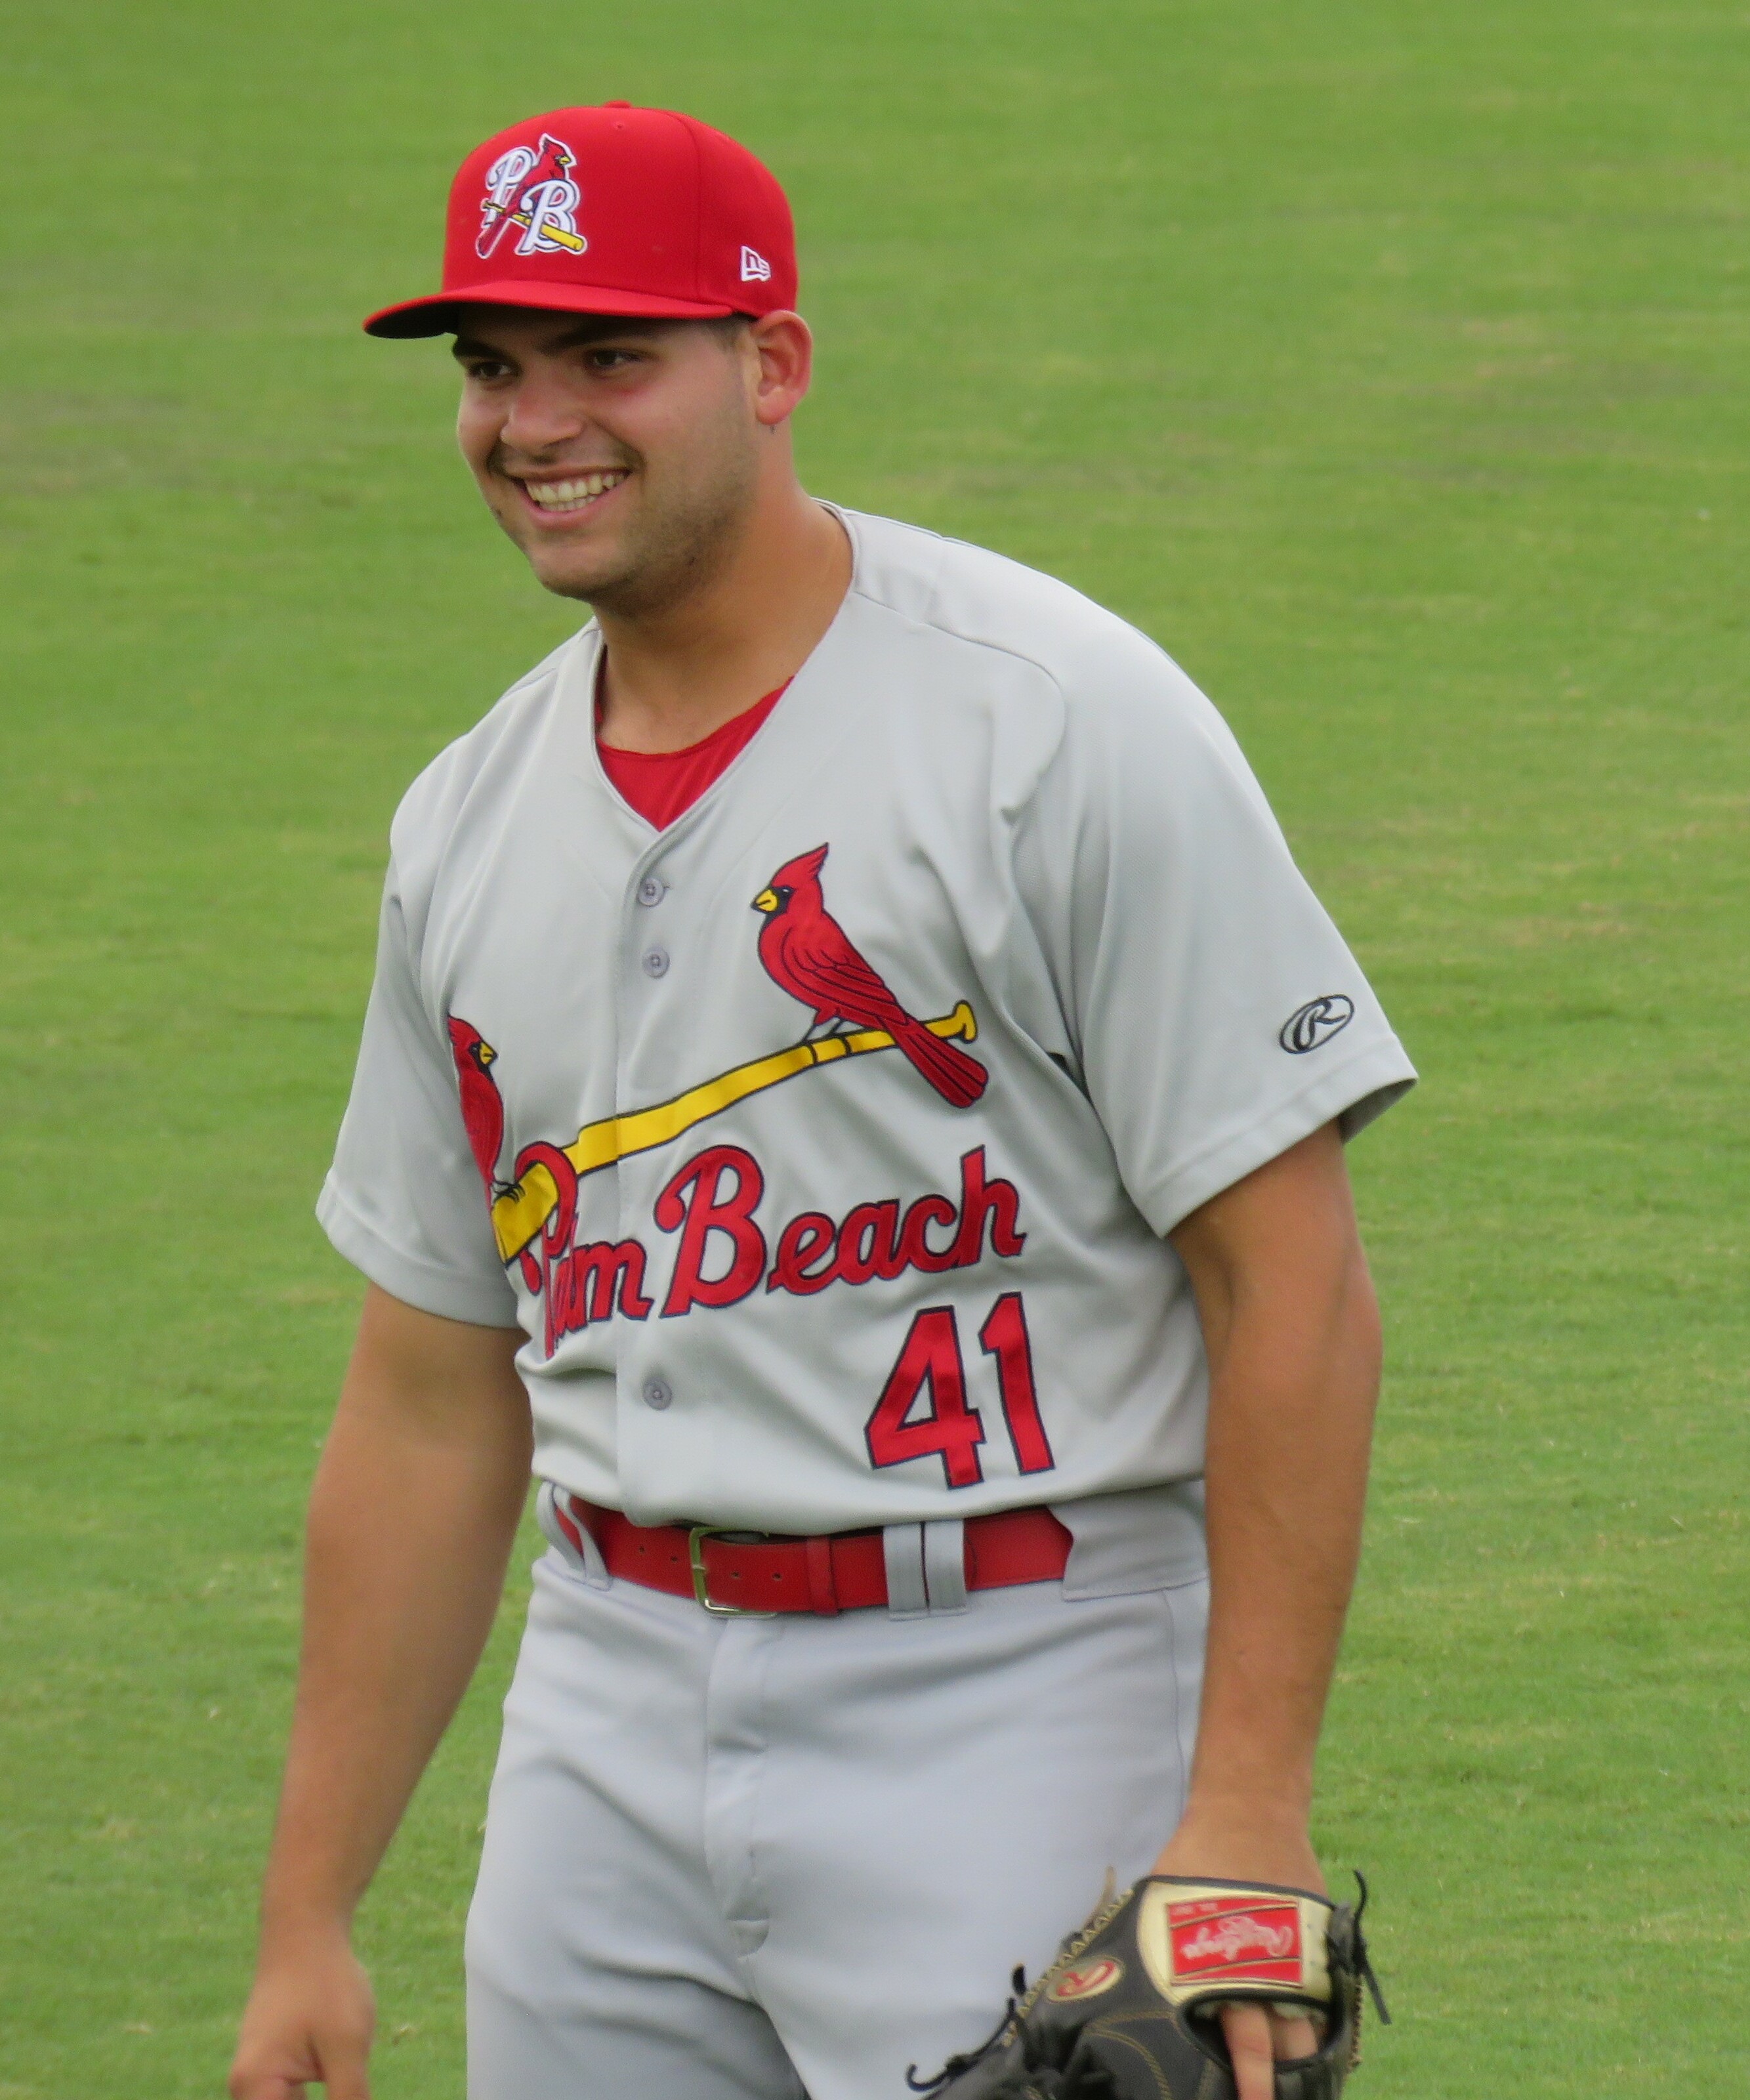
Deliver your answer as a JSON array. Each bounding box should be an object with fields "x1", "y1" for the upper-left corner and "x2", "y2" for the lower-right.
[{"x1": 3, "y1": 2, "x2": 1745, "y2": 2093}]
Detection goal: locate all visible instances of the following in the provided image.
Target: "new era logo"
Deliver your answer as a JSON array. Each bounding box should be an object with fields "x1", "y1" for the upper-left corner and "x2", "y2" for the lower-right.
[{"x1": 740, "y1": 245, "x2": 772, "y2": 282}]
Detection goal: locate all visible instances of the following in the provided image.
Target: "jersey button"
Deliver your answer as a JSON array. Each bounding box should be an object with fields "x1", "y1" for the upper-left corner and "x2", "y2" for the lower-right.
[
  {"x1": 636, "y1": 875, "x2": 667, "y2": 908},
  {"x1": 642, "y1": 946, "x2": 670, "y2": 978},
  {"x1": 641, "y1": 1377, "x2": 673, "y2": 1411}
]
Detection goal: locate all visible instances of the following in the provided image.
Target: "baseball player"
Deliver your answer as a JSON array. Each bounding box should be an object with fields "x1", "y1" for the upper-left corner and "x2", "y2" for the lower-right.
[{"x1": 230, "y1": 104, "x2": 1415, "y2": 2100}]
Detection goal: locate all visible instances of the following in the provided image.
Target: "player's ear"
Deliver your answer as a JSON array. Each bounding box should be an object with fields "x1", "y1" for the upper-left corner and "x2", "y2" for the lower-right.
[{"x1": 747, "y1": 312, "x2": 813, "y2": 427}]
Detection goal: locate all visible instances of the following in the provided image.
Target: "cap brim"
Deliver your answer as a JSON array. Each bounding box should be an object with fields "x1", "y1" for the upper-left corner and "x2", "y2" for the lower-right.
[{"x1": 363, "y1": 280, "x2": 742, "y2": 338}]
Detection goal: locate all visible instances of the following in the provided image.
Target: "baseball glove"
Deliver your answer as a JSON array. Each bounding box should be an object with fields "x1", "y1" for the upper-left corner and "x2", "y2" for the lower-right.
[{"x1": 909, "y1": 1876, "x2": 1388, "y2": 2100}]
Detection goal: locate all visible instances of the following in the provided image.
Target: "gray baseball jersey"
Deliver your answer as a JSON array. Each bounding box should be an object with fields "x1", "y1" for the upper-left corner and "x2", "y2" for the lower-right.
[{"x1": 318, "y1": 507, "x2": 1415, "y2": 1533}]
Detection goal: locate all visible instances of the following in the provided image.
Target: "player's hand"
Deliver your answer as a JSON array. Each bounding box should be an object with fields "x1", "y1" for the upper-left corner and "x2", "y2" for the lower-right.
[
  {"x1": 1211, "y1": 1999, "x2": 1323, "y2": 2100},
  {"x1": 228, "y1": 1934, "x2": 375, "y2": 2100},
  {"x1": 1151, "y1": 1803, "x2": 1325, "y2": 2100}
]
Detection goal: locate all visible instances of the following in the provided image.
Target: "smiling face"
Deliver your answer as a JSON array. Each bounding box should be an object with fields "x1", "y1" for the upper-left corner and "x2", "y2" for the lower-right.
[{"x1": 452, "y1": 306, "x2": 774, "y2": 612}]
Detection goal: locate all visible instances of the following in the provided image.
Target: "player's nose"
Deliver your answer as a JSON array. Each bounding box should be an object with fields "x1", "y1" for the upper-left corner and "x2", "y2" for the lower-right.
[{"x1": 497, "y1": 368, "x2": 599, "y2": 455}]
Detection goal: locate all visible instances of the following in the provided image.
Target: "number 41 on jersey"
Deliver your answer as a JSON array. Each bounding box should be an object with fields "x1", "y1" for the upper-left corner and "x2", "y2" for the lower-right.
[{"x1": 864, "y1": 1292, "x2": 1054, "y2": 1488}]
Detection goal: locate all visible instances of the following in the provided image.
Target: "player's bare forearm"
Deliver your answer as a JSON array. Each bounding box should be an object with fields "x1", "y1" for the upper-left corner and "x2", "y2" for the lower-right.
[
  {"x1": 1157, "y1": 1121, "x2": 1381, "y2": 1885},
  {"x1": 259, "y1": 1285, "x2": 529, "y2": 1943},
  {"x1": 231, "y1": 1286, "x2": 527, "y2": 2099}
]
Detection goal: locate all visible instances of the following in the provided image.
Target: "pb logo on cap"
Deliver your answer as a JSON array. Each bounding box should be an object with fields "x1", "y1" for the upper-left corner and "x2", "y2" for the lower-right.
[{"x1": 477, "y1": 134, "x2": 588, "y2": 260}]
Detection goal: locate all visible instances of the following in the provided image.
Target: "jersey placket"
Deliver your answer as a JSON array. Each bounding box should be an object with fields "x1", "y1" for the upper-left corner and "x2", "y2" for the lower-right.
[{"x1": 616, "y1": 827, "x2": 691, "y2": 1461}]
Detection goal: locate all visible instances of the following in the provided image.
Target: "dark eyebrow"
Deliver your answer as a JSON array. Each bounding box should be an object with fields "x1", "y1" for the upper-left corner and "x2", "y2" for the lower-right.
[{"x1": 451, "y1": 318, "x2": 671, "y2": 362}]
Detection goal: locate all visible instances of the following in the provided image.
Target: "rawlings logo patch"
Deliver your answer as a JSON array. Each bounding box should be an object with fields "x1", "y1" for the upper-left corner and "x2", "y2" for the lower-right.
[
  {"x1": 1168, "y1": 1899, "x2": 1302, "y2": 1986},
  {"x1": 1047, "y1": 1958, "x2": 1123, "y2": 2003},
  {"x1": 1278, "y1": 994, "x2": 1354, "y2": 1055},
  {"x1": 1136, "y1": 1884, "x2": 1333, "y2": 2009}
]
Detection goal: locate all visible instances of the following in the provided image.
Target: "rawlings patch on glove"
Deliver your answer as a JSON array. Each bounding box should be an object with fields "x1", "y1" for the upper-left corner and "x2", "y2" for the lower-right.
[{"x1": 910, "y1": 1875, "x2": 1388, "y2": 2099}]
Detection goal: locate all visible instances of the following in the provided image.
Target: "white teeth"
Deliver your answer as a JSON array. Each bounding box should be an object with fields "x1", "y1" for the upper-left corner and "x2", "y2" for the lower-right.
[{"x1": 523, "y1": 469, "x2": 629, "y2": 511}]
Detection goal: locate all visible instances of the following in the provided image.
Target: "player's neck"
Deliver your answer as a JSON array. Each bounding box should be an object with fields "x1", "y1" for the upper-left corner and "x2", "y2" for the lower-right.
[{"x1": 594, "y1": 482, "x2": 851, "y2": 755}]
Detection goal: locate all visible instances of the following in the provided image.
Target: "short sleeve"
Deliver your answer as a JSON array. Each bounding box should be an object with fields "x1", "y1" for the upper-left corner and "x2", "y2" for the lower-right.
[
  {"x1": 316, "y1": 860, "x2": 521, "y2": 1327},
  {"x1": 1014, "y1": 668, "x2": 1416, "y2": 1237}
]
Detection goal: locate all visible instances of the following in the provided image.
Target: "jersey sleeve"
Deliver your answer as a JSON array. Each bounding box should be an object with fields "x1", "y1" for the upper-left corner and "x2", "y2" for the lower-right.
[
  {"x1": 315, "y1": 858, "x2": 521, "y2": 1328},
  {"x1": 1013, "y1": 662, "x2": 1417, "y2": 1238}
]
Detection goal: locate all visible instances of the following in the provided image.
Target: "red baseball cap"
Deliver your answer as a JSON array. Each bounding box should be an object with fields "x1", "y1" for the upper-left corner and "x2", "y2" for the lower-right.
[{"x1": 364, "y1": 103, "x2": 797, "y2": 338}]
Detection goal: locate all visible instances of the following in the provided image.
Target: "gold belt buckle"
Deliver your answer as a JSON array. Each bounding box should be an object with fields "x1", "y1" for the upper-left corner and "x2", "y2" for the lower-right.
[{"x1": 688, "y1": 1525, "x2": 779, "y2": 1616}]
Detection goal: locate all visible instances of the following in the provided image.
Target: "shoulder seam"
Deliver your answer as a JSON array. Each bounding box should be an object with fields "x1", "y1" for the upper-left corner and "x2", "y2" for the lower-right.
[
  {"x1": 846, "y1": 579, "x2": 1076, "y2": 699},
  {"x1": 844, "y1": 582, "x2": 1075, "y2": 822}
]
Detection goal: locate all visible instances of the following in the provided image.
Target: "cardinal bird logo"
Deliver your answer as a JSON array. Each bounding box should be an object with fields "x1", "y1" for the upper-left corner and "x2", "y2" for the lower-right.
[
  {"x1": 447, "y1": 1015, "x2": 507, "y2": 1193},
  {"x1": 448, "y1": 1015, "x2": 579, "y2": 1295},
  {"x1": 752, "y1": 845, "x2": 988, "y2": 1108}
]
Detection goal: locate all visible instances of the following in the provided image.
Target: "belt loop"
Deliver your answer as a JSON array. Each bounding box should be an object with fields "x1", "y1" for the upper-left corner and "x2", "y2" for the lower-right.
[
  {"x1": 883, "y1": 1522, "x2": 928, "y2": 1618},
  {"x1": 923, "y1": 1519, "x2": 968, "y2": 1614},
  {"x1": 805, "y1": 1534, "x2": 840, "y2": 1616},
  {"x1": 539, "y1": 1484, "x2": 612, "y2": 1589}
]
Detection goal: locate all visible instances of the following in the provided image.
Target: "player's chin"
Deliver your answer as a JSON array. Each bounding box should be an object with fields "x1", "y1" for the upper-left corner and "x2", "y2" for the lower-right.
[
  {"x1": 502, "y1": 508, "x2": 633, "y2": 595},
  {"x1": 520, "y1": 539, "x2": 636, "y2": 603}
]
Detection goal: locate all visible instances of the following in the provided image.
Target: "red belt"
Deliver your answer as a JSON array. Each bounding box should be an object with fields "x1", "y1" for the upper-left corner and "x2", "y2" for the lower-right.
[{"x1": 554, "y1": 1493, "x2": 1072, "y2": 1616}]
